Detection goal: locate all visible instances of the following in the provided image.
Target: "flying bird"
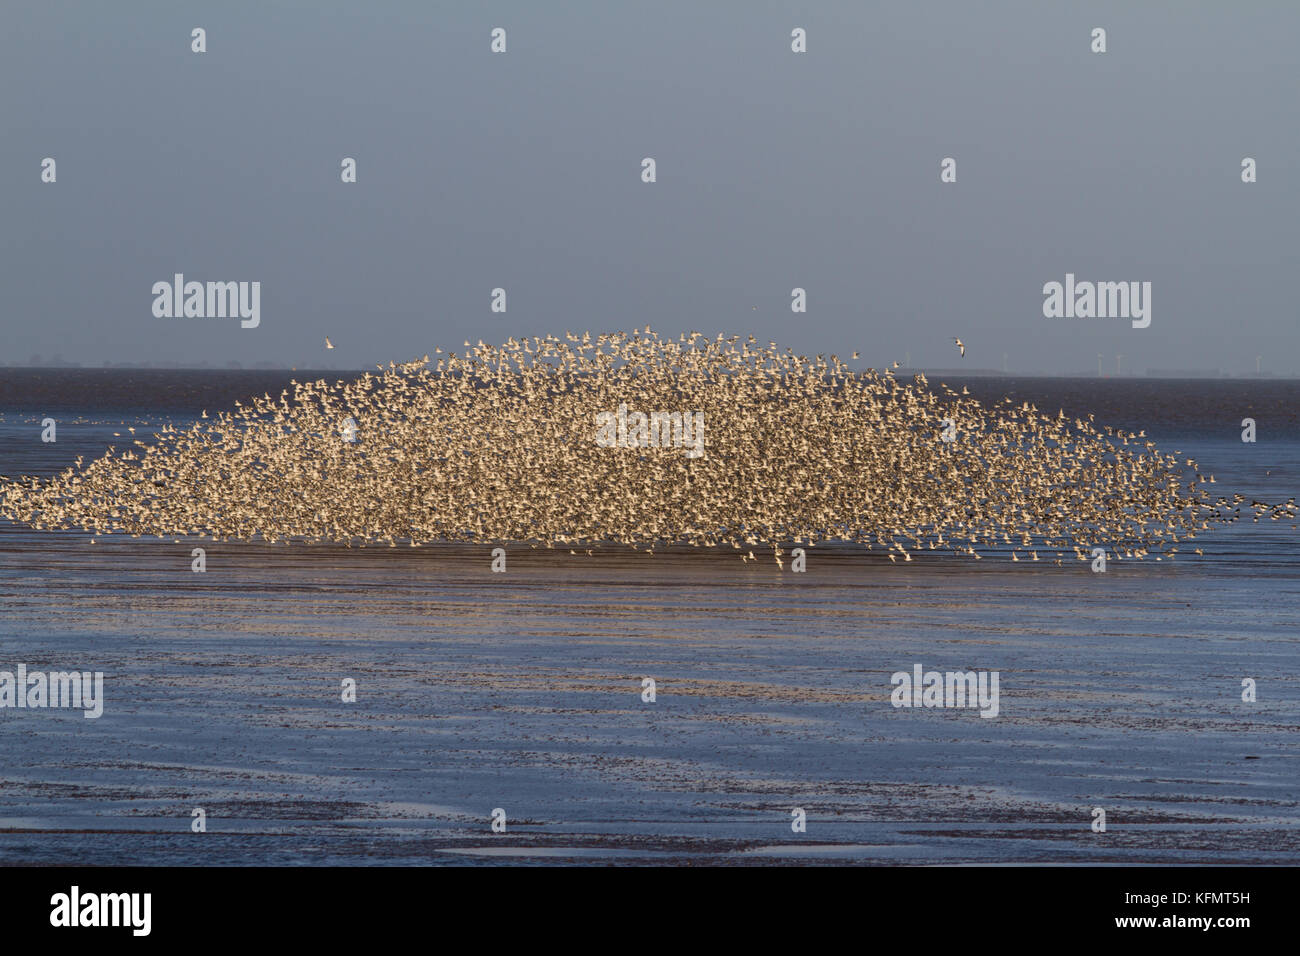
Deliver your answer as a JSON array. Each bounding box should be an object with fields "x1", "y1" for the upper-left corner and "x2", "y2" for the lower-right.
[
  {"x1": 0, "y1": 330, "x2": 1247, "y2": 571},
  {"x1": 953, "y1": 337, "x2": 965, "y2": 358},
  {"x1": 325, "y1": 337, "x2": 335, "y2": 349}
]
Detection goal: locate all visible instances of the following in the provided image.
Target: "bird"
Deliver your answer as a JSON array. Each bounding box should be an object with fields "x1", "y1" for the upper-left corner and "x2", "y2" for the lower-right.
[
  {"x1": 953, "y1": 337, "x2": 965, "y2": 357},
  {"x1": 325, "y1": 337, "x2": 334, "y2": 349},
  {"x1": 0, "y1": 329, "x2": 1261, "y2": 572}
]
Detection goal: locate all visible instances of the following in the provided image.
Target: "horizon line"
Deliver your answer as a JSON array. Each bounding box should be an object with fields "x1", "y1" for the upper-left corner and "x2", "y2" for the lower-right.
[{"x1": 0, "y1": 365, "x2": 1295, "y2": 382}]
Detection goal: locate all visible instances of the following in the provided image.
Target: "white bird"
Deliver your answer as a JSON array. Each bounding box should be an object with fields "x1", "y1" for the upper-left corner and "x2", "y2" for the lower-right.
[
  {"x1": 325, "y1": 337, "x2": 335, "y2": 349},
  {"x1": 953, "y1": 337, "x2": 965, "y2": 358}
]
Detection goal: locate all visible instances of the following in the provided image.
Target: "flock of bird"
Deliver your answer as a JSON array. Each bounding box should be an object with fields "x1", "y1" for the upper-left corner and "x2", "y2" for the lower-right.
[{"x1": 0, "y1": 329, "x2": 1292, "y2": 563}]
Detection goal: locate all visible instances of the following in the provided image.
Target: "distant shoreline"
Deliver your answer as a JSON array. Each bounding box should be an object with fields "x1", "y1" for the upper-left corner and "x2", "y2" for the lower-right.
[{"x1": 0, "y1": 366, "x2": 1294, "y2": 382}]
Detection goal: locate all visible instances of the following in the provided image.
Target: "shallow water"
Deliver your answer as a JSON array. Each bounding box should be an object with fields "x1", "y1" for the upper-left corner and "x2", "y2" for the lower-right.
[{"x1": 0, "y1": 371, "x2": 1296, "y2": 865}]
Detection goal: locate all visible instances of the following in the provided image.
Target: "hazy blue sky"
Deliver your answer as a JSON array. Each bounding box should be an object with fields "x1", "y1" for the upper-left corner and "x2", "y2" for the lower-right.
[{"x1": 3, "y1": 1, "x2": 1297, "y2": 373}]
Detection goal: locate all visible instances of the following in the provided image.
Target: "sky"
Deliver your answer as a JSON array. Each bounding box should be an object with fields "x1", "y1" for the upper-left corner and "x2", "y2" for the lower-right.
[{"x1": 2, "y1": 1, "x2": 1297, "y2": 374}]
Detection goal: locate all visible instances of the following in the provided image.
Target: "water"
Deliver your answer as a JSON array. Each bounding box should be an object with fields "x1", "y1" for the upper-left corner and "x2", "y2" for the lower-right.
[{"x1": 0, "y1": 370, "x2": 1297, "y2": 865}]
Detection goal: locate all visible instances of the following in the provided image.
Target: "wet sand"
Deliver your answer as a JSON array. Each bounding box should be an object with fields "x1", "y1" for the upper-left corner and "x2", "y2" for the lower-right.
[{"x1": 1, "y1": 531, "x2": 1296, "y2": 866}]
